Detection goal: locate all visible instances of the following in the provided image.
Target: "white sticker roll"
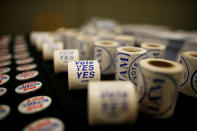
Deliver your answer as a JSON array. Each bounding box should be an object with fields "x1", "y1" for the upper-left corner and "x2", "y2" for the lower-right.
[
  {"x1": 114, "y1": 34, "x2": 135, "y2": 47},
  {"x1": 65, "y1": 30, "x2": 78, "y2": 49},
  {"x1": 68, "y1": 60, "x2": 100, "y2": 90},
  {"x1": 116, "y1": 46, "x2": 147, "y2": 86},
  {"x1": 178, "y1": 51, "x2": 197, "y2": 97},
  {"x1": 88, "y1": 81, "x2": 138, "y2": 125},
  {"x1": 42, "y1": 42, "x2": 63, "y2": 61},
  {"x1": 54, "y1": 49, "x2": 79, "y2": 73},
  {"x1": 76, "y1": 34, "x2": 97, "y2": 60},
  {"x1": 141, "y1": 42, "x2": 166, "y2": 58},
  {"x1": 94, "y1": 40, "x2": 118, "y2": 75},
  {"x1": 137, "y1": 58, "x2": 183, "y2": 118}
]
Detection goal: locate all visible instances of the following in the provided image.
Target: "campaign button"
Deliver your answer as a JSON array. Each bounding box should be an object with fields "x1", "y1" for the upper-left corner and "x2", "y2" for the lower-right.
[
  {"x1": 0, "y1": 74, "x2": 10, "y2": 85},
  {"x1": 0, "y1": 87, "x2": 7, "y2": 97},
  {"x1": 18, "y1": 96, "x2": 52, "y2": 114},
  {"x1": 14, "y1": 53, "x2": 30, "y2": 60},
  {"x1": 15, "y1": 81, "x2": 42, "y2": 94},
  {"x1": 16, "y1": 64, "x2": 37, "y2": 71},
  {"x1": 22, "y1": 117, "x2": 65, "y2": 131},
  {"x1": 0, "y1": 67, "x2": 11, "y2": 74},
  {"x1": 16, "y1": 70, "x2": 39, "y2": 81},
  {"x1": 0, "y1": 105, "x2": 10, "y2": 120},
  {"x1": 0, "y1": 54, "x2": 12, "y2": 62},
  {"x1": 0, "y1": 61, "x2": 11, "y2": 67},
  {"x1": 16, "y1": 57, "x2": 34, "y2": 65}
]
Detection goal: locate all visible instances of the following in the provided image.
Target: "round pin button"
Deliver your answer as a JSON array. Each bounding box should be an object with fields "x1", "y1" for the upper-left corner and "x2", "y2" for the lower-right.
[
  {"x1": 16, "y1": 64, "x2": 37, "y2": 72},
  {"x1": 14, "y1": 53, "x2": 30, "y2": 60},
  {"x1": 16, "y1": 70, "x2": 39, "y2": 81},
  {"x1": 0, "y1": 61, "x2": 11, "y2": 67},
  {"x1": 22, "y1": 117, "x2": 65, "y2": 131},
  {"x1": 0, "y1": 67, "x2": 11, "y2": 74},
  {"x1": 15, "y1": 81, "x2": 42, "y2": 94},
  {"x1": 0, "y1": 54, "x2": 12, "y2": 62},
  {"x1": 0, "y1": 87, "x2": 7, "y2": 97},
  {"x1": 18, "y1": 96, "x2": 52, "y2": 114},
  {"x1": 16, "y1": 57, "x2": 34, "y2": 65},
  {"x1": 0, "y1": 74, "x2": 10, "y2": 85},
  {"x1": 0, "y1": 104, "x2": 10, "y2": 120}
]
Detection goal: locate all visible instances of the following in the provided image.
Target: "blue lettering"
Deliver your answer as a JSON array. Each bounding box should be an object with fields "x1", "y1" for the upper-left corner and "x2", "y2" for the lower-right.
[
  {"x1": 89, "y1": 71, "x2": 95, "y2": 78},
  {"x1": 89, "y1": 65, "x2": 94, "y2": 71},
  {"x1": 77, "y1": 72, "x2": 82, "y2": 79},
  {"x1": 82, "y1": 65, "x2": 88, "y2": 71},
  {"x1": 83, "y1": 71, "x2": 88, "y2": 78}
]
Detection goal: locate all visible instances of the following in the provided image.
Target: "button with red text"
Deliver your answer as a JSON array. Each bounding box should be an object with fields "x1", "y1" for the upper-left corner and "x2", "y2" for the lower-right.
[
  {"x1": 15, "y1": 81, "x2": 42, "y2": 94},
  {"x1": 0, "y1": 67, "x2": 11, "y2": 74},
  {"x1": 22, "y1": 117, "x2": 65, "y2": 131},
  {"x1": 18, "y1": 96, "x2": 52, "y2": 114},
  {"x1": 0, "y1": 105, "x2": 10, "y2": 120},
  {"x1": 0, "y1": 54, "x2": 12, "y2": 62},
  {"x1": 16, "y1": 64, "x2": 37, "y2": 71},
  {"x1": 0, "y1": 61, "x2": 11, "y2": 67},
  {"x1": 14, "y1": 53, "x2": 30, "y2": 60},
  {"x1": 0, "y1": 87, "x2": 7, "y2": 97},
  {"x1": 16, "y1": 70, "x2": 39, "y2": 81},
  {"x1": 0, "y1": 74, "x2": 10, "y2": 85},
  {"x1": 16, "y1": 57, "x2": 34, "y2": 65}
]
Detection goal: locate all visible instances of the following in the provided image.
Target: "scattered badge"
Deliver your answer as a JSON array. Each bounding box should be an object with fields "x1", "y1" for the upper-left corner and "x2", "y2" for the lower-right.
[
  {"x1": 0, "y1": 87, "x2": 7, "y2": 97},
  {"x1": 0, "y1": 67, "x2": 11, "y2": 74},
  {"x1": 16, "y1": 70, "x2": 39, "y2": 81},
  {"x1": 0, "y1": 74, "x2": 10, "y2": 85},
  {"x1": 0, "y1": 104, "x2": 10, "y2": 120}
]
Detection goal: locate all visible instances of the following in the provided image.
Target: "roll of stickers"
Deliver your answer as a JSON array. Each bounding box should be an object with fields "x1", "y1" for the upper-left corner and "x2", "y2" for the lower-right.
[
  {"x1": 42, "y1": 42, "x2": 63, "y2": 61},
  {"x1": 94, "y1": 40, "x2": 118, "y2": 75},
  {"x1": 88, "y1": 81, "x2": 138, "y2": 125},
  {"x1": 141, "y1": 42, "x2": 166, "y2": 58},
  {"x1": 68, "y1": 60, "x2": 100, "y2": 90},
  {"x1": 178, "y1": 51, "x2": 197, "y2": 97},
  {"x1": 114, "y1": 34, "x2": 135, "y2": 47},
  {"x1": 76, "y1": 34, "x2": 96, "y2": 60},
  {"x1": 54, "y1": 49, "x2": 79, "y2": 74},
  {"x1": 137, "y1": 58, "x2": 183, "y2": 118},
  {"x1": 116, "y1": 46, "x2": 147, "y2": 86},
  {"x1": 65, "y1": 30, "x2": 78, "y2": 49}
]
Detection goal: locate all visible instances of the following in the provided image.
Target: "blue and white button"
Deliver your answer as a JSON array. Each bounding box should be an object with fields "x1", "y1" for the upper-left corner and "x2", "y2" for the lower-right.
[
  {"x1": 0, "y1": 87, "x2": 7, "y2": 97},
  {"x1": 22, "y1": 117, "x2": 65, "y2": 131},
  {"x1": 0, "y1": 67, "x2": 11, "y2": 74},
  {"x1": 15, "y1": 81, "x2": 42, "y2": 94},
  {"x1": 18, "y1": 96, "x2": 52, "y2": 114},
  {"x1": 0, "y1": 104, "x2": 10, "y2": 120},
  {"x1": 0, "y1": 74, "x2": 10, "y2": 85},
  {"x1": 16, "y1": 64, "x2": 37, "y2": 71},
  {"x1": 16, "y1": 70, "x2": 39, "y2": 81}
]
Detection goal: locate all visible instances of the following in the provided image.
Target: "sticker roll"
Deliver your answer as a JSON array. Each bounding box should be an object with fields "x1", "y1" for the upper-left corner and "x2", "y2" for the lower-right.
[
  {"x1": 114, "y1": 34, "x2": 135, "y2": 47},
  {"x1": 65, "y1": 30, "x2": 78, "y2": 49},
  {"x1": 54, "y1": 49, "x2": 79, "y2": 73},
  {"x1": 68, "y1": 60, "x2": 100, "y2": 90},
  {"x1": 76, "y1": 34, "x2": 97, "y2": 60},
  {"x1": 116, "y1": 46, "x2": 147, "y2": 86},
  {"x1": 141, "y1": 42, "x2": 166, "y2": 58},
  {"x1": 88, "y1": 81, "x2": 138, "y2": 125},
  {"x1": 42, "y1": 42, "x2": 63, "y2": 61},
  {"x1": 137, "y1": 58, "x2": 183, "y2": 118},
  {"x1": 94, "y1": 40, "x2": 118, "y2": 75},
  {"x1": 178, "y1": 51, "x2": 197, "y2": 97}
]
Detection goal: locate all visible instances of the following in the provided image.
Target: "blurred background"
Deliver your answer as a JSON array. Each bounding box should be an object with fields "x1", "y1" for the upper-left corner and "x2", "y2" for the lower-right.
[{"x1": 0, "y1": 0, "x2": 196, "y2": 34}]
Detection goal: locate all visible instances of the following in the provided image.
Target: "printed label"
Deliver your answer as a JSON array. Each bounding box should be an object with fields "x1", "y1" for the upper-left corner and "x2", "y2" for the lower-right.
[
  {"x1": 17, "y1": 64, "x2": 37, "y2": 71},
  {"x1": 59, "y1": 50, "x2": 76, "y2": 64},
  {"x1": 18, "y1": 96, "x2": 52, "y2": 114},
  {"x1": 0, "y1": 61, "x2": 11, "y2": 67},
  {"x1": 0, "y1": 87, "x2": 7, "y2": 96},
  {"x1": 15, "y1": 81, "x2": 42, "y2": 94},
  {"x1": 16, "y1": 70, "x2": 39, "y2": 81},
  {"x1": 128, "y1": 53, "x2": 147, "y2": 86},
  {"x1": 141, "y1": 73, "x2": 177, "y2": 116},
  {"x1": 23, "y1": 117, "x2": 65, "y2": 131},
  {"x1": 191, "y1": 70, "x2": 197, "y2": 93},
  {"x1": 95, "y1": 46, "x2": 113, "y2": 72},
  {"x1": 16, "y1": 57, "x2": 34, "y2": 65},
  {"x1": 75, "y1": 61, "x2": 95, "y2": 82},
  {"x1": 0, "y1": 67, "x2": 11, "y2": 74},
  {"x1": 0, "y1": 74, "x2": 10, "y2": 85},
  {"x1": 179, "y1": 56, "x2": 189, "y2": 87},
  {"x1": 100, "y1": 90, "x2": 128, "y2": 118},
  {"x1": 0, "y1": 105, "x2": 10, "y2": 120}
]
